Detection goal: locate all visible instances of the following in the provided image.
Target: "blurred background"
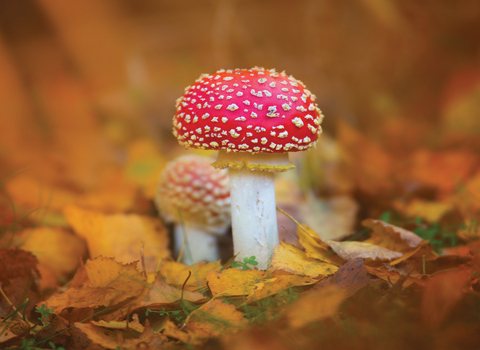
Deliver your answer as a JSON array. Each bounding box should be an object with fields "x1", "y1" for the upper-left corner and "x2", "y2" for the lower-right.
[{"x1": 1, "y1": 0, "x2": 480, "y2": 265}]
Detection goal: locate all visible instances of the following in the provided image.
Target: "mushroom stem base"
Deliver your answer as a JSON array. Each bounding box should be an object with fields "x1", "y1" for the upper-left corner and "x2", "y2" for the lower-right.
[
  {"x1": 174, "y1": 225, "x2": 220, "y2": 265},
  {"x1": 229, "y1": 166, "x2": 279, "y2": 270}
]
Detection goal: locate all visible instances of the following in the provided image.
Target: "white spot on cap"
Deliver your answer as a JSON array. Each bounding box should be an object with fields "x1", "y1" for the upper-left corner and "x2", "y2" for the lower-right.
[
  {"x1": 269, "y1": 142, "x2": 277, "y2": 149},
  {"x1": 305, "y1": 114, "x2": 313, "y2": 120},
  {"x1": 202, "y1": 113, "x2": 210, "y2": 120},
  {"x1": 223, "y1": 76, "x2": 233, "y2": 81},
  {"x1": 263, "y1": 90, "x2": 272, "y2": 97},
  {"x1": 270, "y1": 131, "x2": 276, "y2": 136},
  {"x1": 258, "y1": 78, "x2": 267, "y2": 84},
  {"x1": 193, "y1": 116, "x2": 198, "y2": 123},
  {"x1": 282, "y1": 103, "x2": 291, "y2": 111},
  {"x1": 235, "y1": 117, "x2": 246, "y2": 121},
  {"x1": 243, "y1": 100, "x2": 251, "y2": 105},
  {"x1": 266, "y1": 105, "x2": 279, "y2": 118},
  {"x1": 237, "y1": 92, "x2": 243, "y2": 96},
  {"x1": 278, "y1": 131, "x2": 288, "y2": 138},
  {"x1": 222, "y1": 117, "x2": 228, "y2": 123},
  {"x1": 227, "y1": 104, "x2": 239, "y2": 111},
  {"x1": 261, "y1": 137, "x2": 268, "y2": 144},
  {"x1": 215, "y1": 105, "x2": 223, "y2": 110},
  {"x1": 303, "y1": 136, "x2": 311, "y2": 143},
  {"x1": 292, "y1": 117, "x2": 304, "y2": 128},
  {"x1": 246, "y1": 132, "x2": 253, "y2": 137},
  {"x1": 229, "y1": 129, "x2": 240, "y2": 138},
  {"x1": 213, "y1": 127, "x2": 221, "y2": 132},
  {"x1": 251, "y1": 112, "x2": 258, "y2": 118},
  {"x1": 238, "y1": 144, "x2": 249, "y2": 150},
  {"x1": 196, "y1": 128, "x2": 202, "y2": 134},
  {"x1": 296, "y1": 106, "x2": 307, "y2": 112},
  {"x1": 251, "y1": 138, "x2": 258, "y2": 143},
  {"x1": 212, "y1": 117, "x2": 218, "y2": 122},
  {"x1": 269, "y1": 82, "x2": 276, "y2": 88}
]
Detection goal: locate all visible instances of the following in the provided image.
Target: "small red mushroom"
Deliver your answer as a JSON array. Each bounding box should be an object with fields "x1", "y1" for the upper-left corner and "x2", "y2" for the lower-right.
[
  {"x1": 155, "y1": 155, "x2": 230, "y2": 264},
  {"x1": 173, "y1": 67, "x2": 324, "y2": 269}
]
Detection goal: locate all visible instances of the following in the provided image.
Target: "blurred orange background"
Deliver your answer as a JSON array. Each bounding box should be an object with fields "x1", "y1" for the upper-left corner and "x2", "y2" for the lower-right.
[{"x1": 1, "y1": 0, "x2": 480, "y2": 230}]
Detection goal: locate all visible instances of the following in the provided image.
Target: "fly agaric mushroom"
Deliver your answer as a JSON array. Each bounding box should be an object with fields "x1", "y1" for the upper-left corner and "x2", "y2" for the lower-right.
[
  {"x1": 173, "y1": 68, "x2": 324, "y2": 269},
  {"x1": 155, "y1": 155, "x2": 230, "y2": 264}
]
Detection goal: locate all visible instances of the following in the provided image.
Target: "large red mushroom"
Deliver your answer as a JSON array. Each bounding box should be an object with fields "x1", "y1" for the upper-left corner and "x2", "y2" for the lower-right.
[{"x1": 173, "y1": 67, "x2": 323, "y2": 269}]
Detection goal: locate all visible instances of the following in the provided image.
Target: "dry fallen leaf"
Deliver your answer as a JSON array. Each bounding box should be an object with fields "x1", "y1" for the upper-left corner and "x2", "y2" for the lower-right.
[
  {"x1": 64, "y1": 205, "x2": 170, "y2": 271},
  {"x1": 185, "y1": 299, "x2": 248, "y2": 339},
  {"x1": 362, "y1": 219, "x2": 424, "y2": 251},
  {"x1": 269, "y1": 242, "x2": 338, "y2": 278},
  {"x1": 206, "y1": 269, "x2": 265, "y2": 297},
  {"x1": 160, "y1": 260, "x2": 222, "y2": 292},
  {"x1": 324, "y1": 240, "x2": 403, "y2": 262},
  {"x1": 45, "y1": 257, "x2": 146, "y2": 314},
  {"x1": 283, "y1": 285, "x2": 348, "y2": 329}
]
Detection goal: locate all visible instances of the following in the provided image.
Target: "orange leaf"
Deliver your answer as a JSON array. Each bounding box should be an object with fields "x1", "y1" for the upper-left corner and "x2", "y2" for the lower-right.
[
  {"x1": 284, "y1": 285, "x2": 347, "y2": 329},
  {"x1": 421, "y1": 268, "x2": 471, "y2": 329},
  {"x1": 185, "y1": 299, "x2": 248, "y2": 339}
]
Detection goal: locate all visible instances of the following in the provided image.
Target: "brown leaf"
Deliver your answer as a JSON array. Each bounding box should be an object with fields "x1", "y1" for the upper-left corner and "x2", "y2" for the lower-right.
[
  {"x1": 365, "y1": 266, "x2": 425, "y2": 287},
  {"x1": 313, "y1": 258, "x2": 370, "y2": 297}
]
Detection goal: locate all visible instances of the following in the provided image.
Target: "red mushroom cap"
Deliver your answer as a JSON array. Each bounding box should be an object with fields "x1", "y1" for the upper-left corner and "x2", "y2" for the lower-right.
[
  {"x1": 173, "y1": 68, "x2": 324, "y2": 154},
  {"x1": 155, "y1": 155, "x2": 230, "y2": 234}
]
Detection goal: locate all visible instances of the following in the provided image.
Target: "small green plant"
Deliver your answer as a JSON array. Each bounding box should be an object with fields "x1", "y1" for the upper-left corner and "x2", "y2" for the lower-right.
[
  {"x1": 231, "y1": 256, "x2": 259, "y2": 270},
  {"x1": 413, "y1": 218, "x2": 457, "y2": 253},
  {"x1": 35, "y1": 304, "x2": 54, "y2": 328},
  {"x1": 145, "y1": 300, "x2": 199, "y2": 323},
  {"x1": 48, "y1": 341, "x2": 65, "y2": 350}
]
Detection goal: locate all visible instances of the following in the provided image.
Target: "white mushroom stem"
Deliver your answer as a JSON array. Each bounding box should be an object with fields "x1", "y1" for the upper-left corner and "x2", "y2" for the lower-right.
[
  {"x1": 229, "y1": 166, "x2": 280, "y2": 270},
  {"x1": 174, "y1": 225, "x2": 220, "y2": 265}
]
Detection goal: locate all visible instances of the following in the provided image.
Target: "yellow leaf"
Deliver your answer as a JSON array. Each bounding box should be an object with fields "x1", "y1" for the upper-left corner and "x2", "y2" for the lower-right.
[
  {"x1": 206, "y1": 269, "x2": 265, "y2": 297},
  {"x1": 284, "y1": 286, "x2": 347, "y2": 329},
  {"x1": 91, "y1": 319, "x2": 144, "y2": 333},
  {"x1": 163, "y1": 319, "x2": 191, "y2": 343},
  {"x1": 246, "y1": 274, "x2": 318, "y2": 303},
  {"x1": 45, "y1": 257, "x2": 146, "y2": 314},
  {"x1": 160, "y1": 260, "x2": 222, "y2": 292},
  {"x1": 270, "y1": 242, "x2": 338, "y2": 278},
  {"x1": 185, "y1": 299, "x2": 248, "y2": 339},
  {"x1": 64, "y1": 205, "x2": 170, "y2": 271}
]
